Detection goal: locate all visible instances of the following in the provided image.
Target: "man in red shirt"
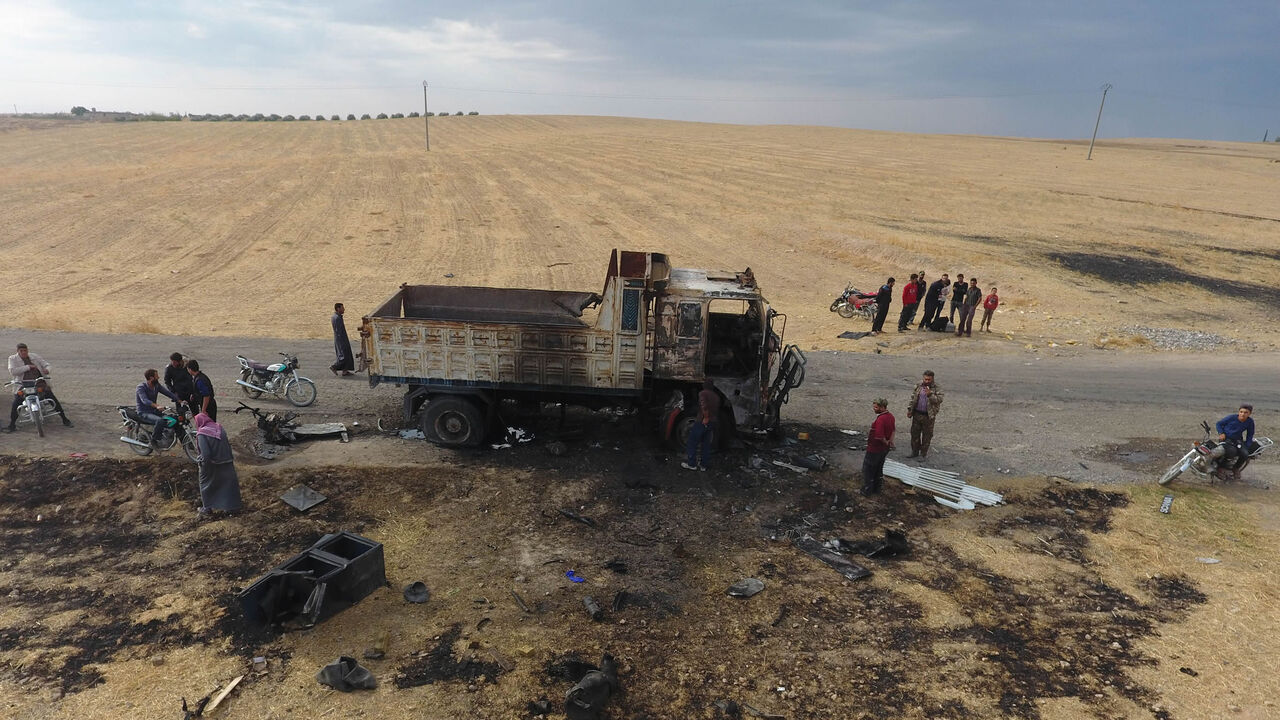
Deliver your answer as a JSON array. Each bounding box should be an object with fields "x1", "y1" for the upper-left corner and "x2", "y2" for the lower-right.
[
  {"x1": 896, "y1": 273, "x2": 920, "y2": 332},
  {"x1": 861, "y1": 398, "x2": 896, "y2": 495}
]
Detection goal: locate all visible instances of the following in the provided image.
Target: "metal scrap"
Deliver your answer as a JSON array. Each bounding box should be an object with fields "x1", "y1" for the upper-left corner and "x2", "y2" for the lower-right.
[{"x1": 883, "y1": 460, "x2": 1003, "y2": 509}]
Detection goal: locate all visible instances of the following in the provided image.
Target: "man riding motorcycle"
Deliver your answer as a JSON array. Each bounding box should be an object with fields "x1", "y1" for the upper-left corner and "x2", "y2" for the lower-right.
[
  {"x1": 1215, "y1": 404, "x2": 1256, "y2": 481},
  {"x1": 7, "y1": 342, "x2": 72, "y2": 431},
  {"x1": 137, "y1": 368, "x2": 181, "y2": 447}
]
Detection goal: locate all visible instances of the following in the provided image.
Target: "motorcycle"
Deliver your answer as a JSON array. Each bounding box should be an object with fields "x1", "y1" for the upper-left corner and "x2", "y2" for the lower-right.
[
  {"x1": 5, "y1": 377, "x2": 61, "y2": 437},
  {"x1": 236, "y1": 352, "x2": 317, "y2": 407},
  {"x1": 117, "y1": 402, "x2": 201, "y2": 462},
  {"x1": 1158, "y1": 420, "x2": 1273, "y2": 485},
  {"x1": 829, "y1": 284, "x2": 878, "y2": 321}
]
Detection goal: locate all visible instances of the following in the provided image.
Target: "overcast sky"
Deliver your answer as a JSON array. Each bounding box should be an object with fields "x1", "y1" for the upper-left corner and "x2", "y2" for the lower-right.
[{"x1": 2, "y1": 1, "x2": 1277, "y2": 140}]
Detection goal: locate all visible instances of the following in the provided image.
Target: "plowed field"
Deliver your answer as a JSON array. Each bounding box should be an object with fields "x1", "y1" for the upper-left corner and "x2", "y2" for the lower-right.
[{"x1": 3, "y1": 116, "x2": 1279, "y2": 348}]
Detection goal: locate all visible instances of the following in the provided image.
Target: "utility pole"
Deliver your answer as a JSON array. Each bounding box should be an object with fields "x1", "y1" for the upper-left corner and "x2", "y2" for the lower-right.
[
  {"x1": 1264, "y1": 129, "x2": 1270, "y2": 143},
  {"x1": 1087, "y1": 83, "x2": 1112, "y2": 160},
  {"x1": 422, "y1": 81, "x2": 430, "y2": 151}
]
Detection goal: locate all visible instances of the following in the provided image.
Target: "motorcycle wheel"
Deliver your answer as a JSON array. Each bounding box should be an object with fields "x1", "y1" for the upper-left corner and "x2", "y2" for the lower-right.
[
  {"x1": 181, "y1": 431, "x2": 201, "y2": 463},
  {"x1": 284, "y1": 378, "x2": 317, "y2": 407},
  {"x1": 240, "y1": 369, "x2": 263, "y2": 399},
  {"x1": 836, "y1": 303, "x2": 856, "y2": 319},
  {"x1": 1158, "y1": 452, "x2": 1192, "y2": 486},
  {"x1": 32, "y1": 402, "x2": 44, "y2": 438},
  {"x1": 860, "y1": 304, "x2": 877, "y2": 320},
  {"x1": 829, "y1": 300, "x2": 840, "y2": 313},
  {"x1": 128, "y1": 424, "x2": 154, "y2": 456}
]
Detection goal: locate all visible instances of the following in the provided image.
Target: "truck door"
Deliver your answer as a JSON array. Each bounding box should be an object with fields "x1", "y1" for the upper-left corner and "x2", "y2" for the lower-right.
[{"x1": 653, "y1": 298, "x2": 705, "y2": 380}]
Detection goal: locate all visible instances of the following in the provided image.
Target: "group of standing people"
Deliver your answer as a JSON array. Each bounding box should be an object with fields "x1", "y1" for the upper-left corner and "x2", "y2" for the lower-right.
[{"x1": 869, "y1": 272, "x2": 1000, "y2": 337}]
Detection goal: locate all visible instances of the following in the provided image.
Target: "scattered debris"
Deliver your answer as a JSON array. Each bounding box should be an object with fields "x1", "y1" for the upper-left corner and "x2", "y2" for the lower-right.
[
  {"x1": 181, "y1": 695, "x2": 210, "y2": 719},
  {"x1": 204, "y1": 674, "x2": 243, "y2": 714},
  {"x1": 827, "y1": 529, "x2": 909, "y2": 558},
  {"x1": 68, "y1": 452, "x2": 88, "y2": 459},
  {"x1": 883, "y1": 460, "x2": 1003, "y2": 509},
  {"x1": 611, "y1": 590, "x2": 628, "y2": 612},
  {"x1": 527, "y1": 698, "x2": 554, "y2": 715},
  {"x1": 837, "y1": 330, "x2": 870, "y2": 340},
  {"x1": 316, "y1": 656, "x2": 377, "y2": 691},
  {"x1": 794, "y1": 537, "x2": 870, "y2": 581},
  {"x1": 583, "y1": 596, "x2": 604, "y2": 621},
  {"x1": 602, "y1": 558, "x2": 628, "y2": 574},
  {"x1": 1160, "y1": 495, "x2": 1174, "y2": 514},
  {"x1": 494, "y1": 426, "x2": 536, "y2": 449},
  {"x1": 292, "y1": 422, "x2": 350, "y2": 443},
  {"x1": 565, "y1": 653, "x2": 620, "y2": 720},
  {"x1": 1179, "y1": 667, "x2": 1199, "y2": 677},
  {"x1": 566, "y1": 570, "x2": 585, "y2": 583},
  {"x1": 363, "y1": 630, "x2": 389, "y2": 660},
  {"x1": 394, "y1": 624, "x2": 503, "y2": 688},
  {"x1": 771, "y1": 460, "x2": 808, "y2": 474},
  {"x1": 769, "y1": 605, "x2": 790, "y2": 627},
  {"x1": 726, "y1": 578, "x2": 765, "y2": 598},
  {"x1": 741, "y1": 700, "x2": 786, "y2": 719},
  {"x1": 398, "y1": 428, "x2": 426, "y2": 440},
  {"x1": 713, "y1": 699, "x2": 743, "y2": 717},
  {"x1": 280, "y1": 485, "x2": 327, "y2": 512},
  {"x1": 239, "y1": 532, "x2": 387, "y2": 629},
  {"x1": 559, "y1": 509, "x2": 597, "y2": 528},
  {"x1": 1195, "y1": 557, "x2": 1221, "y2": 565},
  {"x1": 251, "y1": 656, "x2": 267, "y2": 672},
  {"x1": 793, "y1": 453, "x2": 828, "y2": 471},
  {"x1": 840, "y1": 429, "x2": 861, "y2": 436},
  {"x1": 510, "y1": 589, "x2": 532, "y2": 613},
  {"x1": 403, "y1": 581, "x2": 431, "y2": 603}
]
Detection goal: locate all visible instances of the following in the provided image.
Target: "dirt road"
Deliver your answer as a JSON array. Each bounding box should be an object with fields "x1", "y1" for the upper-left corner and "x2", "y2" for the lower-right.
[{"x1": 2, "y1": 328, "x2": 1276, "y2": 487}]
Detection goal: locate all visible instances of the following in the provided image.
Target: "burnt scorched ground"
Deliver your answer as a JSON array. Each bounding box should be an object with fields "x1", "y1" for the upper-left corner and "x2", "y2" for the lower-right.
[{"x1": 0, "y1": 416, "x2": 1210, "y2": 719}]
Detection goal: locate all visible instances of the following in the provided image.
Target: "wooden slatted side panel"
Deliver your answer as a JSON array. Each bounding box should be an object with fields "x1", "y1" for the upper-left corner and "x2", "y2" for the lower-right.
[{"x1": 368, "y1": 318, "x2": 643, "y2": 391}]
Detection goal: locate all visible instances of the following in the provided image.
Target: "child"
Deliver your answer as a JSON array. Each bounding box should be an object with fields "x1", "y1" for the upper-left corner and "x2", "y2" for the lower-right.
[{"x1": 979, "y1": 287, "x2": 999, "y2": 332}]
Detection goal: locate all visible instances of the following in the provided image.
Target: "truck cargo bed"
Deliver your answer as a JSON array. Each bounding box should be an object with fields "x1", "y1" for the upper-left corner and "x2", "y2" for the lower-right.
[{"x1": 371, "y1": 285, "x2": 600, "y2": 326}]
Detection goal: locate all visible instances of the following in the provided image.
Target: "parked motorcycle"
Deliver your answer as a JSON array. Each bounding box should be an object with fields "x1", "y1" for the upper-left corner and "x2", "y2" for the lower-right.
[
  {"x1": 829, "y1": 284, "x2": 878, "y2": 321},
  {"x1": 236, "y1": 352, "x2": 317, "y2": 407},
  {"x1": 1158, "y1": 420, "x2": 1273, "y2": 485},
  {"x1": 117, "y1": 402, "x2": 200, "y2": 462},
  {"x1": 5, "y1": 377, "x2": 61, "y2": 437}
]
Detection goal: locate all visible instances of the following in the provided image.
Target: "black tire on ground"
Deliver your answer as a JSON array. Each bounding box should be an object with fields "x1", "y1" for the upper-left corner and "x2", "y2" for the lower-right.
[
  {"x1": 420, "y1": 395, "x2": 487, "y2": 447},
  {"x1": 32, "y1": 403, "x2": 44, "y2": 438},
  {"x1": 837, "y1": 303, "x2": 856, "y2": 319},
  {"x1": 128, "y1": 424, "x2": 154, "y2": 456}
]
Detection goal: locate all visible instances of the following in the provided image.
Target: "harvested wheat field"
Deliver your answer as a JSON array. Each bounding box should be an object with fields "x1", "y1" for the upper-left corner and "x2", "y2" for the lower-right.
[{"x1": 2, "y1": 115, "x2": 1279, "y2": 350}]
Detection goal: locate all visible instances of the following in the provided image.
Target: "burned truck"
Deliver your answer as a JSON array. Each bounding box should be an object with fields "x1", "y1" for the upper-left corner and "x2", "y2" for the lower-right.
[{"x1": 360, "y1": 250, "x2": 805, "y2": 447}]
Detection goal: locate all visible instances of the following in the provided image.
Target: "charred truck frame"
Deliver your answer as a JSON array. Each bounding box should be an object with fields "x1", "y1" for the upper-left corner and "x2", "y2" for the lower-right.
[{"x1": 360, "y1": 250, "x2": 805, "y2": 447}]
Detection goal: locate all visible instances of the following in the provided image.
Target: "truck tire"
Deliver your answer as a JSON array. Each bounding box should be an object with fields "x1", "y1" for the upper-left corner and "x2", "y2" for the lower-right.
[{"x1": 421, "y1": 396, "x2": 486, "y2": 447}]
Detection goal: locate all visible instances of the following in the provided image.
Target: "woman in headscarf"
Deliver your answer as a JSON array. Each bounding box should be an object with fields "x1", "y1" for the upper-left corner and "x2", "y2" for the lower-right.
[{"x1": 194, "y1": 412, "x2": 242, "y2": 516}]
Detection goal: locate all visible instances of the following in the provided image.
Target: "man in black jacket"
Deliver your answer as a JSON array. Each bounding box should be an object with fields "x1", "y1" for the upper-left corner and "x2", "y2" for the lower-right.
[
  {"x1": 870, "y1": 277, "x2": 895, "y2": 335},
  {"x1": 918, "y1": 274, "x2": 949, "y2": 330},
  {"x1": 948, "y1": 273, "x2": 967, "y2": 323},
  {"x1": 164, "y1": 353, "x2": 195, "y2": 409}
]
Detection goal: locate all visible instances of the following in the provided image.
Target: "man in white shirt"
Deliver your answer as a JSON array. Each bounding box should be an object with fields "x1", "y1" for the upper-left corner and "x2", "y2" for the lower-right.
[{"x1": 7, "y1": 342, "x2": 72, "y2": 430}]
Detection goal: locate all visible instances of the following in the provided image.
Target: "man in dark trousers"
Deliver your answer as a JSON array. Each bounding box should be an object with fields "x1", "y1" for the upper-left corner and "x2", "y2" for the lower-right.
[
  {"x1": 949, "y1": 273, "x2": 967, "y2": 323},
  {"x1": 897, "y1": 273, "x2": 920, "y2": 332},
  {"x1": 918, "y1": 274, "x2": 949, "y2": 330},
  {"x1": 870, "y1": 277, "x2": 895, "y2": 335},
  {"x1": 955, "y1": 277, "x2": 982, "y2": 337},
  {"x1": 861, "y1": 398, "x2": 895, "y2": 495},
  {"x1": 187, "y1": 359, "x2": 218, "y2": 421},
  {"x1": 330, "y1": 302, "x2": 355, "y2": 376},
  {"x1": 682, "y1": 379, "x2": 720, "y2": 471},
  {"x1": 1215, "y1": 404, "x2": 1256, "y2": 481},
  {"x1": 164, "y1": 353, "x2": 195, "y2": 409},
  {"x1": 906, "y1": 370, "x2": 943, "y2": 459},
  {"x1": 6, "y1": 342, "x2": 72, "y2": 430}
]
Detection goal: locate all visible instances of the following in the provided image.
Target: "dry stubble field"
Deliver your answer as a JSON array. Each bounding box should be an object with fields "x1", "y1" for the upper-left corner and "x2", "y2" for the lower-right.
[{"x1": 2, "y1": 115, "x2": 1279, "y2": 349}]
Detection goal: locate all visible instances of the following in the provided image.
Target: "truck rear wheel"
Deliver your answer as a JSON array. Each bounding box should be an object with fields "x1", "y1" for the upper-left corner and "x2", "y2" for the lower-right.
[{"x1": 421, "y1": 396, "x2": 486, "y2": 447}]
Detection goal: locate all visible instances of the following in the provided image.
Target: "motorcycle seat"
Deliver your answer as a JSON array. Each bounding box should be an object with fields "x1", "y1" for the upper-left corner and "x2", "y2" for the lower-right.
[
  {"x1": 245, "y1": 360, "x2": 272, "y2": 372},
  {"x1": 120, "y1": 408, "x2": 144, "y2": 423}
]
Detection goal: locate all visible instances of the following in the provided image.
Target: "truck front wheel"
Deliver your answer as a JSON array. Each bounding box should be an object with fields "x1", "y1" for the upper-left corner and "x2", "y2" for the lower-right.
[{"x1": 421, "y1": 396, "x2": 486, "y2": 447}]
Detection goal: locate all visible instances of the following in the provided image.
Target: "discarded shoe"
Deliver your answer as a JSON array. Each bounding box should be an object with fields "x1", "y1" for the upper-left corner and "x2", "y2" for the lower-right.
[
  {"x1": 565, "y1": 654, "x2": 619, "y2": 720},
  {"x1": 680, "y1": 462, "x2": 698, "y2": 471},
  {"x1": 403, "y1": 581, "x2": 430, "y2": 604},
  {"x1": 315, "y1": 656, "x2": 377, "y2": 691}
]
